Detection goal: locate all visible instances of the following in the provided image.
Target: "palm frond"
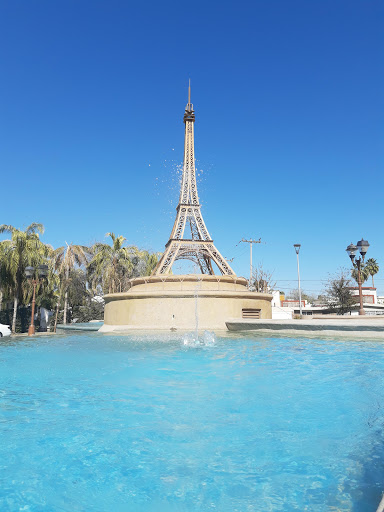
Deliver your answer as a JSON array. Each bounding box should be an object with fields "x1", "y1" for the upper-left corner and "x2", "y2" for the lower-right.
[
  {"x1": 26, "y1": 222, "x2": 45, "y2": 235},
  {"x1": 0, "y1": 224, "x2": 16, "y2": 234}
]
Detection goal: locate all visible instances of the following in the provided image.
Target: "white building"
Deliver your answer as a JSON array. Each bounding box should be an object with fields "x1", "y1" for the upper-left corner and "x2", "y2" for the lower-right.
[
  {"x1": 348, "y1": 286, "x2": 377, "y2": 304},
  {"x1": 271, "y1": 291, "x2": 293, "y2": 319},
  {"x1": 272, "y1": 288, "x2": 384, "y2": 317}
]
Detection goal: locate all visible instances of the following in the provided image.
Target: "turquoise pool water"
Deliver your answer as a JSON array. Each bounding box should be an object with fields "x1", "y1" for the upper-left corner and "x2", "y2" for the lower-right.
[{"x1": 1, "y1": 332, "x2": 383, "y2": 511}]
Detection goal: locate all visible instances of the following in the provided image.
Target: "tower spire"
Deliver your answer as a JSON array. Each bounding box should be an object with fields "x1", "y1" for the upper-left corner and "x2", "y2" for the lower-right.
[{"x1": 152, "y1": 88, "x2": 235, "y2": 276}]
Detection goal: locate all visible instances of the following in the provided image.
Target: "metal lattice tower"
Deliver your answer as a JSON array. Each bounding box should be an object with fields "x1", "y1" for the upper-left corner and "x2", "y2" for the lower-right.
[{"x1": 152, "y1": 84, "x2": 235, "y2": 276}]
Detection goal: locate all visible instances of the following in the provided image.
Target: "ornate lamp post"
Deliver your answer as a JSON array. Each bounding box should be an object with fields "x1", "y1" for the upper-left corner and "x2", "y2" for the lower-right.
[
  {"x1": 25, "y1": 264, "x2": 48, "y2": 336},
  {"x1": 293, "y1": 244, "x2": 302, "y2": 319},
  {"x1": 346, "y1": 239, "x2": 370, "y2": 316}
]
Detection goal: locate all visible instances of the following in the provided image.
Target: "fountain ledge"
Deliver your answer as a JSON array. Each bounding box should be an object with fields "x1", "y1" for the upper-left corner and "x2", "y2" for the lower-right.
[
  {"x1": 226, "y1": 318, "x2": 384, "y2": 338},
  {"x1": 100, "y1": 274, "x2": 272, "y2": 332}
]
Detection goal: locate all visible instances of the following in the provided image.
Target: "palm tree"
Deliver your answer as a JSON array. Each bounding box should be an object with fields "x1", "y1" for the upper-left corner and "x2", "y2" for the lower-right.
[
  {"x1": 135, "y1": 250, "x2": 160, "y2": 277},
  {"x1": 365, "y1": 258, "x2": 379, "y2": 288},
  {"x1": 52, "y1": 243, "x2": 90, "y2": 328},
  {"x1": 88, "y1": 233, "x2": 133, "y2": 294},
  {"x1": 0, "y1": 223, "x2": 50, "y2": 333},
  {"x1": 351, "y1": 265, "x2": 370, "y2": 286},
  {"x1": 0, "y1": 242, "x2": 11, "y2": 312}
]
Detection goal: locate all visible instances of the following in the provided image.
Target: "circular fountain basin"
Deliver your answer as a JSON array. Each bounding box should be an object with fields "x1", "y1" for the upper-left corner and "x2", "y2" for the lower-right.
[{"x1": 100, "y1": 274, "x2": 272, "y2": 332}]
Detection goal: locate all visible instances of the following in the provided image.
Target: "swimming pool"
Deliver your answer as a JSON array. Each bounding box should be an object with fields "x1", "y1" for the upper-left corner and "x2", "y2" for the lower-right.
[{"x1": 1, "y1": 332, "x2": 383, "y2": 511}]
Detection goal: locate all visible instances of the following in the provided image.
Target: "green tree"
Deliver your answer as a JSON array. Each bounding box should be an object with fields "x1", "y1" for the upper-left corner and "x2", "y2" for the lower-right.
[
  {"x1": 51, "y1": 269, "x2": 104, "y2": 326},
  {"x1": 351, "y1": 264, "x2": 369, "y2": 285},
  {"x1": 324, "y1": 268, "x2": 356, "y2": 315},
  {"x1": 88, "y1": 233, "x2": 134, "y2": 294},
  {"x1": 0, "y1": 241, "x2": 12, "y2": 312},
  {"x1": 72, "y1": 299, "x2": 104, "y2": 324},
  {"x1": 62, "y1": 268, "x2": 89, "y2": 323},
  {"x1": 0, "y1": 223, "x2": 51, "y2": 333},
  {"x1": 365, "y1": 258, "x2": 379, "y2": 288},
  {"x1": 33, "y1": 262, "x2": 60, "y2": 310},
  {"x1": 132, "y1": 250, "x2": 160, "y2": 278},
  {"x1": 52, "y1": 243, "x2": 90, "y2": 328}
]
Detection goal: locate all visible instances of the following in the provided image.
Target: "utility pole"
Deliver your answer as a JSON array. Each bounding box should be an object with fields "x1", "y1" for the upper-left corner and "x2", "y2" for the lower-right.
[
  {"x1": 293, "y1": 244, "x2": 302, "y2": 319},
  {"x1": 239, "y1": 238, "x2": 262, "y2": 287}
]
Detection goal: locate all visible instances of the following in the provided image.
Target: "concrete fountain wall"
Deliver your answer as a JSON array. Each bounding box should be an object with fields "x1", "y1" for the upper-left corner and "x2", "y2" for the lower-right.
[{"x1": 100, "y1": 274, "x2": 272, "y2": 332}]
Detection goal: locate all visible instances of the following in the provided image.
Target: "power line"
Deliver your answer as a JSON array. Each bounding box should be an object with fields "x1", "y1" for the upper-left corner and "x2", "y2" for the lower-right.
[{"x1": 275, "y1": 279, "x2": 327, "y2": 282}]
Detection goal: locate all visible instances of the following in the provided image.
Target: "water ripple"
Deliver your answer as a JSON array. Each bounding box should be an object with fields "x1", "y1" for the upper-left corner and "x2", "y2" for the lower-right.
[{"x1": 0, "y1": 333, "x2": 383, "y2": 511}]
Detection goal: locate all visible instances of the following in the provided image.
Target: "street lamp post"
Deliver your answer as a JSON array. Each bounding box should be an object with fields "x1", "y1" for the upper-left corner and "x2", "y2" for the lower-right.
[
  {"x1": 293, "y1": 244, "x2": 302, "y2": 319},
  {"x1": 25, "y1": 264, "x2": 48, "y2": 336},
  {"x1": 346, "y1": 239, "x2": 370, "y2": 316}
]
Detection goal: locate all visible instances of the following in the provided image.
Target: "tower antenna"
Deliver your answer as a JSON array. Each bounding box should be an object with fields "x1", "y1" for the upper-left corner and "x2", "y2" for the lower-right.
[{"x1": 188, "y1": 79, "x2": 191, "y2": 105}]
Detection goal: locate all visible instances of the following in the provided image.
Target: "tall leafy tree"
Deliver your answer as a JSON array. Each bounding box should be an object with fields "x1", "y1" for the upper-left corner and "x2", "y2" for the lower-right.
[
  {"x1": 0, "y1": 240, "x2": 11, "y2": 309},
  {"x1": 88, "y1": 233, "x2": 134, "y2": 294},
  {"x1": 0, "y1": 242, "x2": 12, "y2": 312},
  {"x1": 365, "y1": 258, "x2": 379, "y2": 288},
  {"x1": 52, "y1": 243, "x2": 90, "y2": 327},
  {"x1": 324, "y1": 268, "x2": 356, "y2": 315},
  {"x1": 0, "y1": 223, "x2": 50, "y2": 333},
  {"x1": 132, "y1": 250, "x2": 160, "y2": 278}
]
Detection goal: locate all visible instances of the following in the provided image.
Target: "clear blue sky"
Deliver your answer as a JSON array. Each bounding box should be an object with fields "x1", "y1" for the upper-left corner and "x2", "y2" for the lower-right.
[{"x1": 1, "y1": 0, "x2": 383, "y2": 296}]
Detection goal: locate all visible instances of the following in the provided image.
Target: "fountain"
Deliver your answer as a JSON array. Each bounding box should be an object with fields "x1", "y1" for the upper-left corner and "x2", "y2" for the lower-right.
[{"x1": 100, "y1": 85, "x2": 272, "y2": 332}]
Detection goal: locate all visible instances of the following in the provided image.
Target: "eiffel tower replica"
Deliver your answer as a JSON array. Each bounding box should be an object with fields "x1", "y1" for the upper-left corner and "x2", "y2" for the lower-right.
[{"x1": 152, "y1": 84, "x2": 235, "y2": 276}]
